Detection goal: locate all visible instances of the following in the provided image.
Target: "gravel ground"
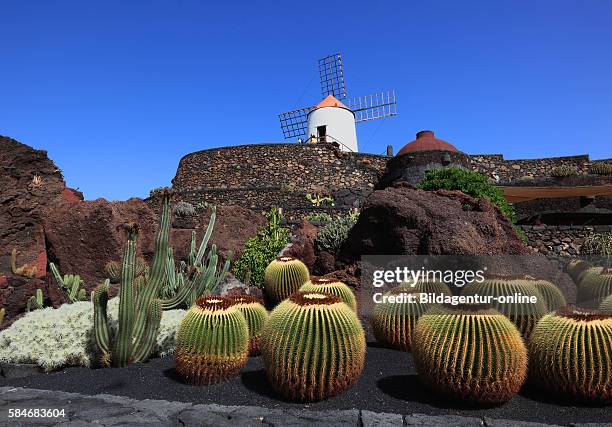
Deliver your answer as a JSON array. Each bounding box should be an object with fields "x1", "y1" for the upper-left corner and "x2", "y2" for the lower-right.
[{"x1": 1, "y1": 342, "x2": 610, "y2": 425}]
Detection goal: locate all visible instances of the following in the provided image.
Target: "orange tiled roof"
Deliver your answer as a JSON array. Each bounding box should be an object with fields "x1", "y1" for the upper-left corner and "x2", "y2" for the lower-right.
[{"x1": 314, "y1": 95, "x2": 349, "y2": 110}]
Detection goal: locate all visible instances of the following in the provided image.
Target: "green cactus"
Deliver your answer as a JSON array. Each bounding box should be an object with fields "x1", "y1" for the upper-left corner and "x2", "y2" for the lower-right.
[
  {"x1": 299, "y1": 277, "x2": 357, "y2": 311},
  {"x1": 601, "y1": 294, "x2": 612, "y2": 314},
  {"x1": 565, "y1": 259, "x2": 591, "y2": 284},
  {"x1": 260, "y1": 291, "x2": 366, "y2": 402},
  {"x1": 228, "y1": 295, "x2": 269, "y2": 356},
  {"x1": 49, "y1": 263, "x2": 86, "y2": 303},
  {"x1": 529, "y1": 278, "x2": 566, "y2": 312},
  {"x1": 92, "y1": 224, "x2": 163, "y2": 367},
  {"x1": 0, "y1": 307, "x2": 5, "y2": 326},
  {"x1": 26, "y1": 288, "x2": 44, "y2": 312},
  {"x1": 577, "y1": 268, "x2": 612, "y2": 308},
  {"x1": 263, "y1": 256, "x2": 310, "y2": 305},
  {"x1": 401, "y1": 280, "x2": 452, "y2": 296},
  {"x1": 412, "y1": 303, "x2": 528, "y2": 404},
  {"x1": 528, "y1": 307, "x2": 612, "y2": 403},
  {"x1": 370, "y1": 287, "x2": 430, "y2": 351},
  {"x1": 462, "y1": 276, "x2": 547, "y2": 337},
  {"x1": 175, "y1": 296, "x2": 249, "y2": 385},
  {"x1": 104, "y1": 260, "x2": 121, "y2": 283}
]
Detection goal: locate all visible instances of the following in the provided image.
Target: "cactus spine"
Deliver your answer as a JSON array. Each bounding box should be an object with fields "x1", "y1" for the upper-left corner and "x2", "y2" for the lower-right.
[
  {"x1": 528, "y1": 308, "x2": 612, "y2": 403},
  {"x1": 371, "y1": 287, "x2": 430, "y2": 351},
  {"x1": 299, "y1": 277, "x2": 357, "y2": 311},
  {"x1": 175, "y1": 296, "x2": 249, "y2": 385},
  {"x1": 601, "y1": 294, "x2": 612, "y2": 314},
  {"x1": 264, "y1": 256, "x2": 309, "y2": 305},
  {"x1": 409, "y1": 280, "x2": 453, "y2": 296},
  {"x1": 228, "y1": 295, "x2": 269, "y2": 356},
  {"x1": 261, "y1": 291, "x2": 366, "y2": 401},
  {"x1": 462, "y1": 276, "x2": 547, "y2": 337},
  {"x1": 530, "y1": 279, "x2": 566, "y2": 312},
  {"x1": 50, "y1": 263, "x2": 86, "y2": 302},
  {"x1": 412, "y1": 304, "x2": 528, "y2": 404},
  {"x1": 565, "y1": 259, "x2": 591, "y2": 284},
  {"x1": 577, "y1": 268, "x2": 612, "y2": 308}
]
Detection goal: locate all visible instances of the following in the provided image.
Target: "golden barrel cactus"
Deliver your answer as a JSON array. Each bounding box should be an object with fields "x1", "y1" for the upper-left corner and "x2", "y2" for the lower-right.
[
  {"x1": 299, "y1": 276, "x2": 357, "y2": 311},
  {"x1": 370, "y1": 287, "x2": 430, "y2": 351},
  {"x1": 412, "y1": 304, "x2": 528, "y2": 404},
  {"x1": 528, "y1": 307, "x2": 612, "y2": 403},
  {"x1": 530, "y1": 279, "x2": 566, "y2": 312},
  {"x1": 577, "y1": 268, "x2": 612, "y2": 308},
  {"x1": 175, "y1": 296, "x2": 249, "y2": 385},
  {"x1": 261, "y1": 291, "x2": 366, "y2": 401},
  {"x1": 264, "y1": 256, "x2": 309, "y2": 305},
  {"x1": 601, "y1": 295, "x2": 612, "y2": 314},
  {"x1": 227, "y1": 295, "x2": 269, "y2": 356}
]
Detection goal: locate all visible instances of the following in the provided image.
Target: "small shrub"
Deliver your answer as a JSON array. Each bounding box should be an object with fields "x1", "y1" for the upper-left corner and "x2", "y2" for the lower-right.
[
  {"x1": 306, "y1": 212, "x2": 333, "y2": 222},
  {"x1": 418, "y1": 167, "x2": 516, "y2": 222},
  {"x1": 233, "y1": 209, "x2": 290, "y2": 288},
  {"x1": 590, "y1": 162, "x2": 612, "y2": 176},
  {"x1": 315, "y1": 214, "x2": 358, "y2": 253},
  {"x1": 173, "y1": 201, "x2": 196, "y2": 217},
  {"x1": 550, "y1": 165, "x2": 578, "y2": 177},
  {"x1": 581, "y1": 232, "x2": 612, "y2": 256}
]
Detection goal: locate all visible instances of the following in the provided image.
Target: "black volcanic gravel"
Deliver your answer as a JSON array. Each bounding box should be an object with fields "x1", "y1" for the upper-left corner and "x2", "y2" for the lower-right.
[{"x1": 1, "y1": 343, "x2": 610, "y2": 425}]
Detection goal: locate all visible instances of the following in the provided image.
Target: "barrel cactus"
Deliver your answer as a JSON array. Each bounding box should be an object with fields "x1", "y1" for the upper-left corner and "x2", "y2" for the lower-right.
[
  {"x1": 370, "y1": 287, "x2": 430, "y2": 351},
  {"x1": 577, "y1": 268, "x2": 612, "y2": 308},
  {"x1": 528, "y1": 307, "x2": 612, "y2": 403},
  {"x1": 175, "y1": 296, "x2": 249, "y2": 385},
  {"x1": 261, "y1": 291, "x2": 366, "y2": 401},
  {"x1": 264, "y1": 256, "x2": 309, "y2": 305},
  {"x1": 565, "y1": 259, "x2": 591, "y2": 284},
  {"x1": 462, "y1": 276, "x2": 547, "y2": 337},
  {"x1": 530, "y1": 279, "x2": 566, "y2": 312},
  {"x1": 601, "y1": 295, "x2": 612, "y2": 314},
  {"x1": 299, "y1": 277, "x2": 357, "y2": 311},
  {"x1": 412, "y1": 304, "x2": 528, "y2": 404},
  {"x1": 412, "y1": 280, "x2": 453, "y2": 296},
  {"x1": 227, "y1": 295, "x2": 269, "y2": 356}
]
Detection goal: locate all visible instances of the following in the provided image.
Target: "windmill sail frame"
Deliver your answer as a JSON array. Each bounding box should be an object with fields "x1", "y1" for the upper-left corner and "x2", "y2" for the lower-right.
[
  {"x1": 347, "y1": 90, "x2": 398, "y2": 123},
  {"x1": 318, "y1": 53, "x2": 347, "y2": 99}
]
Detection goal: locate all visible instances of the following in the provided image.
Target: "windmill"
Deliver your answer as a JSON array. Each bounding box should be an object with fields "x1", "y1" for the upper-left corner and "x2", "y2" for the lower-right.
[{"x1": 278, "y1": 53, "x2": 397, "y2": 152}]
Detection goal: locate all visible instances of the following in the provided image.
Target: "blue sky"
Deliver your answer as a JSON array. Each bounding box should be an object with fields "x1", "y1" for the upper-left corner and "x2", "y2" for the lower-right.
[{"x1": 1, "y1": 1, "x2": 611, "y2": 200}]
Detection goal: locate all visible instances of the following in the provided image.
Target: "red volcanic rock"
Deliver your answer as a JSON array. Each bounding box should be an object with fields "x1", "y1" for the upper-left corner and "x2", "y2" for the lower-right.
[
  {"x1": 284, "y1": 220, "x2": 320, "y2": 270},
  {"x1": 340, "y1": 183, "x2": 530, "y2": 259}
]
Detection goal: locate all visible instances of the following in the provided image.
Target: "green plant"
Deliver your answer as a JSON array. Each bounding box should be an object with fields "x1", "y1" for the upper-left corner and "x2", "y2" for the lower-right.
[
  {"x1": 49, "y1": 263, "x2": 86, "y2": 303},
  {"x1": 175, "y1": 296, "x2": 249, "y2": 385},
  {"x1": 0, "y1": 299, "x2": 184, "y2": 372},
  {"x1": 550, "y1": 165, "x2": 578, "y2": 177},
  {"x1": 306, "y1": 193, "x2": 334, "y2": 207},
  {"x1": 577, "y1": 268, "x2": 612, "y2": 307},
  {"x1": 412, "y1": 304, "x2": 528, "y2": 404},
  {"x1": 173, "y1": 201, "x2": 196, "y2": 217},
  {"x1": 105, "y1": 257, "x2": 147, "y2": 283},
  {"x1": 581, "y1": 232, "x2": 612, "y2": 257},
  {"x1": 462, "y1": 276, "x2": 547, "y2": 337},
  {"x1": 26, "y1": 289, "x2": 44, "y2": 312},
  {"x1": 11, "y1": 248, "x2": 37, "y2": 278},
  {"x1": 228, "y1": 295, "x2": 269, "y2": 356},
  {"x1": 600, "y1": 294, "x2": 612, "y2": 314},
  {"x1": 299, "y1": 277, "x2": 357, "y2": 311},
  {"x1": 315, "y1": 214, "x2": 358, "y2": 254},
  {"x1": 0, "y1": 307, "x2": 5, "y2": 326},
  {"x1": 514, "y1": 226, "x2": 529, "y2": 243},
  {"x1": 528, "y1": 308, "x2": 612, "y2": 403},
  {"x1": 409, "y1": 280, "x2": 453, "y2": 296},
  {"x1": 263, "y1": 256, "x2": 310, "y2": 305},
  {"x1": 590, "y1": 162, "x2": 612, "y2": 176},
  {"x1": 260, "y1": 291, "x2": 366, "y2": 401},
  {"x1": 565, "y1": 259, "x2": 592, "y2": 284},
  {"x1": 418, "y1": 167, "x2": 516, "y2": 222},
  {"x1": 305, "y1": 212, "x2": 333, "y2": 222},
  {"x1": 233, "y1": 209, "x2": 290, "y2": 288},
  {"x1": 370, "y1": 287, "x2": 430, "y2": 351},
  {"x1": 529, "y1": 278, "x2": 566, "y2": 312}
]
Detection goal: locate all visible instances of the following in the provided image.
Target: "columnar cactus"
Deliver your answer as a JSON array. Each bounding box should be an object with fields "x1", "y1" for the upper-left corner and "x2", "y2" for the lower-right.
[
  {"x1": 299, "y1": 277, "x2": 357, "y2": 311},
  {"x1": 528, "y1": 308, "x2": 612, "y2": 403},
  {"x1": 530, "y1": 279, "x2": 566, "y2": 312},
  {"x1": 50, "y1": 263, "x2": 86, "y2": 303},
  {"x1": 412, "y1": 304, "x2": 528, "y2": 404},
  {"x1": 227, "y1": 295, "x2": 269, "y2": 356},
  {"x1": 175, "y1": 296, "x2": 249, "y2": 385},
  {"x1": 577, "y1": 268, "x2": 612, "y2": 308},
  {"x1": 261, "y1": 291, "x2": 366, "y2": 401},
  {"x1": 264, "y1": 256, "x2": 309, "y2": 305},
  {"x1": 370, "y1": 287, "x2": 429, "y2": 351},
  {"x1": 104, "y1": 260, "x2": 121, "y2": 283},
  {"x1": 462, "y1": 276, "x2": 547, "y2": 337}
]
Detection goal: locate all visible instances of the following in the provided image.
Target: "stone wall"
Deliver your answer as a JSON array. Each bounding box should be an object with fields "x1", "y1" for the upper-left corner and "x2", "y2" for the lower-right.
[
  {"x1": 520, "y1": 224, "x2": 612, "y2": 260},
  {"x1": 471, "y1": 154, "x2": 611, "y2": 184},
  {"x1": 171, "y1": 143, "x2": 388, "y2": 217}
]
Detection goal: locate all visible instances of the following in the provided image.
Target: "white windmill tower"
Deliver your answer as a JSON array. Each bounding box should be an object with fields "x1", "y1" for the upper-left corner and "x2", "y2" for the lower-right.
[{"x1": 279, "y1": 53, "x2": 398, "y2": 152}]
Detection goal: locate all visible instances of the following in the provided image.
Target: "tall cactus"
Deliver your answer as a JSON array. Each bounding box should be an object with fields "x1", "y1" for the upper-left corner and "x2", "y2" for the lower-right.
[
  {"x1": 528, "y1": 308, "x2": 612, "y2": 403},
  {"x1": 49, "y1": 263, "x2": 86, "y2": 303},
  {"x1": 412, "y1": 303, "x2": 528, "y2": 404},
  {"x1": 299, "y1": 277, "x2": 357, "y2": 311},
  {"x1": 92, "y1": 224, "x2": 163, "y2": 367},
  {"x1": 261, "y1": 291, "x2": 366, "y2": 401}
]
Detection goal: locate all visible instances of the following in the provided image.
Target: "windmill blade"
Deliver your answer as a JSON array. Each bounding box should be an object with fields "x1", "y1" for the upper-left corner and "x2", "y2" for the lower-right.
[
  {"x1": 347, "y1": 90, "x2": 397, "y2": 123},
  {"x1": 319, "y1": 53, "x2": 347, "y2": 99},
  {"x1": 278, "y1": 106, "x2": 313, "y2": 139}
]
